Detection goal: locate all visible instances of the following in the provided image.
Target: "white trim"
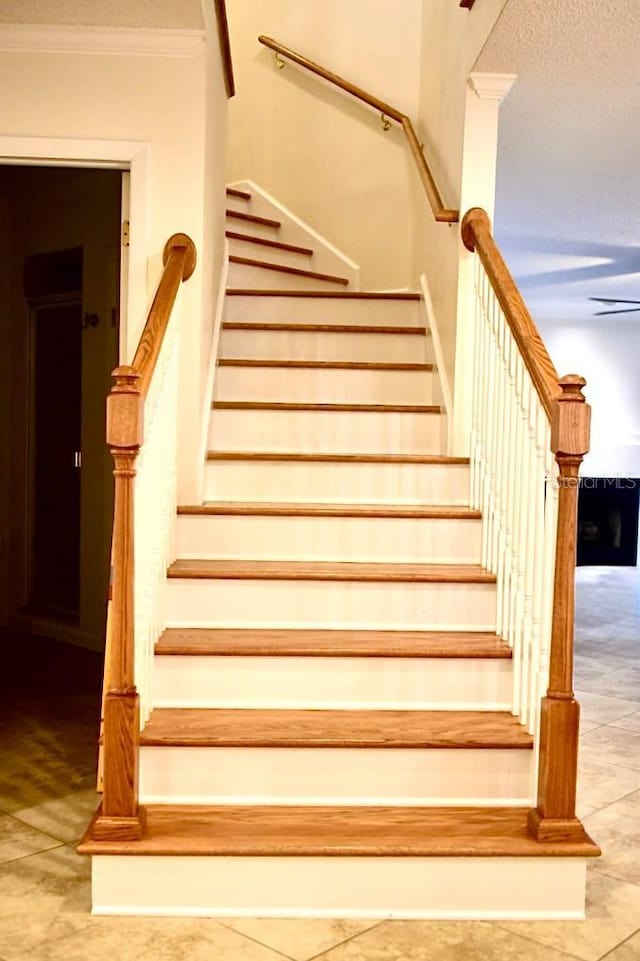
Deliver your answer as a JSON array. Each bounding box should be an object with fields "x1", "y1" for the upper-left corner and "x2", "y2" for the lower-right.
[
  {"x1": 92, "y1": 905, "x2": 585, "y2": 921},
  {"x1": 468, "y1": 72, "x2": 518, "y2": 103},
  {"x1": 138, "y1": 794, "x2": 532, "y2": 807},
  {"x1": 154, "y1": 700, "x2": 513, "y2": 712},
  {"x1": 0, "y1": 24, "x2": 205, "y2": 58},
  {"x1": 229, "y1": 178, "x2": 361, "y2": 280},
  {"x1": 420, "y1": 273, "x2": 453, "y2": 453},
  {"x1": 196, "y1": 244, "x2": 229, "y2": 501},
  {"x1": 165, "y1": 620, "x2": 498, "y2": 632}
]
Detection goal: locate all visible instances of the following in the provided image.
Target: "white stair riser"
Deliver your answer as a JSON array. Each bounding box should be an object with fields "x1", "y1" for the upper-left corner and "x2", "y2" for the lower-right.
[
  {"x1": 220, "y1": 328, "x2": 431, "y2": 363},
  {"x1": 225, "y1": 196, "x2": 251, "y2": 214},
  {"x1": 228, "y1": 237, "x2": 314, "y2": 270},
  {"x1": 205, "y1": 461, "x2": 471, "y2": 505},
  {"x1": 153, "y1": 655, "x2": 512, "y2": 710},
  {"x1": 224, "y1": 296, "x2": 422, "y2": 327},
  {"x1": 166, "y1": 579, "x2": 496, "y2": 631},
  {"x1": 226, "y1": 215, "x2": 281, "y2": 240},
  {"x1": 214, "y1": 366, "x2": 435, "y2": 404},
  {"x1": 208, "y1": 409, "x2": 443, "y2": 455},
  {"x1": 139, "y1": 745, "x2": 530, "y2": 805},
  {"x1": 175, "y1": 514, "x2": 482, "y2": 564},
  {"x1": 228, "y1": 262, "x2": 350, "y2": 292},
  {"x1": 91, "y1": 855, "x2": 587, "y2": 920}
]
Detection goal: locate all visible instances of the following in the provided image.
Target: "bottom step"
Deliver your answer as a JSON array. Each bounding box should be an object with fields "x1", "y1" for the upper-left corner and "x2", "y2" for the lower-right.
[{"x1": 81, "y1": 805, "x2": 598, "y2": 919}]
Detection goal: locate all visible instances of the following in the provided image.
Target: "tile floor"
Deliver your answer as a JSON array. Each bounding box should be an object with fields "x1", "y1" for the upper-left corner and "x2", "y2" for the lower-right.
[{"x1": 1, "y1": 566, "x2": 639, "y2": 960}]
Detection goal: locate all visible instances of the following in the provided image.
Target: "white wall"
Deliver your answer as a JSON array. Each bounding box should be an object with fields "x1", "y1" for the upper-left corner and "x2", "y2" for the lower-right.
[
  {"x1": 0, "y1": 24, "x2": 229, "y2": 500},
  {"x1": 542, "y1": 320, "x2": 640, "y2": 478},
  {"x1": 226, "y1": 0, "x2": 423, "y2": 289},
  {"x1": 0, "y1": 1, "x2": 203, "y2": 28}
]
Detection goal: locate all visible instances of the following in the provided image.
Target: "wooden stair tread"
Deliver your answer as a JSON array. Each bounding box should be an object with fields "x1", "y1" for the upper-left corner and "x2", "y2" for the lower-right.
[
  {"x1": 226, "y1": 187, "x2": 252, "y2": 200},
  {"x1": 218, "y1": 359, "x2": 433, "y2": 371},
  {"x1": 156, "y1": 628, "x2": 510, "y2": 658},
  {"x1": 177, "y1": 502, "x2": 480, "y2": 519},
  {"x1": 226, "y1": 210, "x2": 281, "y2": 228},
  {"x1": 226, "y1": 290, "x2": 421, "y2": 299},
  {"x1": 167, "y1": 559, "x2": 496, "y2": 583},
  {"x1": 229, "y1": 255, "x2": 349, "y2": 285},
  {"x1": 79, "y1": 804, "x2": 599, "y2": 858},
  {"x1": 225, "y1": 231, "x2": 314, "y2": 256},
  {"x1": 139, "y1": 708, "x2": 533, "y2": 749},
  {"x1": 212, "y1": 401, "x2": 441, "y2": 414},
  {"x1": 222, "y1": 322, "x2": 427, "y2": 335},
  {"x1": 207, "y1": 451, "x2": 470, "y2": 464}
]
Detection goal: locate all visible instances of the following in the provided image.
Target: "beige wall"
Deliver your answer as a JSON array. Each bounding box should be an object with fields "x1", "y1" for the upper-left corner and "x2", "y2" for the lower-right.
[
  {"x1": 0, "y1": 167, "x2": 120, "y2": 649},
  {"x1": 0, "y1": 25, "x2": 229, "y2": 501},
  {"x1": 226, "y1": 0, "x2": 423, "y2": 289},
  {"x1": 411, "y1": 0, "x2": 509, "y2": 386}
]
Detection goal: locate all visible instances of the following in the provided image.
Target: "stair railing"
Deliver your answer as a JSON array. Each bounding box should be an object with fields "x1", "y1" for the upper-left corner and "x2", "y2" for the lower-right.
[
  {"x1": 462, "y1": 208, "x2": 590, "y2": 842},
  {"x1": 92, "y1": 233, "x2": 196, "y2": 841},
  {"x1": 257, "y1": 36, "x2": 459, "y2": 225}
]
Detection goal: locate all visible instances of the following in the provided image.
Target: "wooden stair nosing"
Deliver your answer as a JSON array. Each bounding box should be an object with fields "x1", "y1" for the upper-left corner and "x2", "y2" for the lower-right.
[
  {"x1": 139, "y1": 708, "x2": 532, "y2": 749},
  {"x1": 211, "y1": 401, "x2": 442, "y2": 414},
  {"x1": 218, "y1": 359, "x2": 434, "y2": 371},
  {"x1": 156, "y1": 628, "x2": 511, "y2": 659},
  {"x1": 221, "y1": 322, "x2": 427, "y2": 335},
  {"x1": 229, "y1": 255, "x2": 349, "y2": 286},
  {"x1": 225, "y1": 231, "x2": 314, "y2": 256},
  {"x1": 225, "y1": 290, "x2": 422, "y2": 300},
  {"x1": 226, "y1": 187, "x2": 252, "y2": 200},
  {"x1": 78, "y1": 803, "x2": 600, "y2": 859},
  {"x1": 177, "y1": 502, "x2": 480, "y2": 519},
  {"x1": 226, "y1": 210, "x2": 281, "y2": 229},
  {"x1": 207, "y1": 451, "x2": 470, "y2": 465},
  {"x1": 167, "y1": 559, "x2": 496, "y2": 584}
]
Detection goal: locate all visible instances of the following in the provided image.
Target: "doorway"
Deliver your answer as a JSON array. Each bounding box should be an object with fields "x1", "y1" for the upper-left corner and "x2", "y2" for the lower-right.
[{"x1": 0, "y1": 165, "x2": 123, "y2": 652}]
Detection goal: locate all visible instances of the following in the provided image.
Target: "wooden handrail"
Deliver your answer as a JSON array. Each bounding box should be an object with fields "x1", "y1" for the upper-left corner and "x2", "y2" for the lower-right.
[
  {"x1": 461, "y1": 207, "x2": 560, "y2": 421},
  {"x1": 258, "y1": 35, "x2": 459, "y2": 225},
  {"x1": 90, "y1": 233, "x2": 196, "y2": 843},
  {"x1": 462, "y1": 206, "x2": 592, "y2": 844},
  {"x1": 214, "y1": 0, "x2": 235, "y2": 98}
]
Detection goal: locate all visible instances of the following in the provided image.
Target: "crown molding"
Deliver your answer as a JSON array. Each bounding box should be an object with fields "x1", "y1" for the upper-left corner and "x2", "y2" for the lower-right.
[
  {"x1": 0, "y1": 23, "x2": 205, "y2": 58},
  {"x1": 468, "y1": 72, "x2": 518, "y2": 103}
]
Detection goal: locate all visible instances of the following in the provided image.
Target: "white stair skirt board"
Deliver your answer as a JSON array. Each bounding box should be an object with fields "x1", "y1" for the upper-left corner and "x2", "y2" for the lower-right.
[
  {"x1": 208, "y1": 408, "x2": 443, "y2": 456},
  {"x1": 227, "y1": 237, "x2": 314, "y2": 270},
  {"x1": 204, "y1": 460, "x2": 471, "y2": 506},
  {"x1": 152, "y1": 654, "x2": 512, "y2": 710},
  {"x1": 227, "y1": 262, "x2": 349, "y2": 292},
  {"x1": 174, "y1": 514, "x2": 482, "y2": 564},
  {"x1": 220, "y1": 328, "x2": 432, "y2": 364},
  {"x1": 224, "y1": 295, "x2": 423, "y2": 327},
  {"x1": 91, "y1": 855, "x2": 588, "y2": 920},
  {"x1": 139, "y1": 745, "x2": 531, "y2": 805},
  {"x1": 166, "y1": 578, "x2": 497, "y2": 631},
  {"x1": 214, "y1": 365, "x2": 436, "y2": 405}
]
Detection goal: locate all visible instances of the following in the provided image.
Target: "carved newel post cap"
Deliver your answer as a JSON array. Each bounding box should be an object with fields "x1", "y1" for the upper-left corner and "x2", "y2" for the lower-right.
[
  {"x1": 107, "y1": 366, "x2": 143, "y2": 449},
  {"x1": 551, "y1": 374, "x2": 590, "y2": 458},
  {"x1": 111, "y1": 365, "x2": 142, "y2": 393}
]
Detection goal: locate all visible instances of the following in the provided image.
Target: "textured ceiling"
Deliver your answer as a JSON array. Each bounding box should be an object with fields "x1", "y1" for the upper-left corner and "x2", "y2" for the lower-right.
[
  {"x1": 476, "y1": 0, "x2": 640, "y2": 328},
  {"x1": 0, "y1": 0, "x2": 204, "y2": 29}
]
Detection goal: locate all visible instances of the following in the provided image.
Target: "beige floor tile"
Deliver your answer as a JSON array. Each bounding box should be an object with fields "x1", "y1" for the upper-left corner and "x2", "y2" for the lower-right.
[
  {"x1": 601, "y1": 930, "x2": 640, "y2": 960},
  {"x1": 580, "y1": 719, "x2": 603, "y2": 735},
  {"x1": 220, "y1": 918, "x2": 380, "y2": 961},
  {"x1": 575, "y1": 692, "x2": 640, "y2": 726},
  {"x1": 11, "y1": 790, "x2": 98, "y2": 845},
  {"x1": 0, "y1": 845, "x2": 92, "y2": 958},
  {"x1": 7, "y1": 916, "x2": 289, "y2": 961},
  {"x1": 577, "y1": 756, "x2": 640, "y2": 813},
  {"x1": 584, "y1": 789, "x2": 640, "y2": 885},
  {"x1": 609, "y1": 712, "x2": 640, "y2": 734},
  {"x1": 0, "y1": 814, "x2": 61, "y2": 865},
  {"x1": 494, "y1": 871, "x2": 640, "y2": 961},
  {"x1": 312, "y1": 919, "x2": 582, "y2": 960},
  {"x1": 580, "y1": 727, "x2": 640, "y2": 771},
  {"x1": 578, "y1": 671, "x2": 640, "y2": 703}
]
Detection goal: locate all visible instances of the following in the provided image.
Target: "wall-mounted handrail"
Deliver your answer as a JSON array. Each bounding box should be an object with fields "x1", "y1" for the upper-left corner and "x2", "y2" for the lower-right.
[
  {"x1": 258, "y1": 35, "x2": 459, "y2": 225},
  {"x1": 90, "y1": 233, "x2": 196, "y2": 842},
  {"x1": 214, "y1": 0, "x2": 235, "y2": 98},
  {"x1": 462, "y1": 204, "x2": 592, "y2": 845}
]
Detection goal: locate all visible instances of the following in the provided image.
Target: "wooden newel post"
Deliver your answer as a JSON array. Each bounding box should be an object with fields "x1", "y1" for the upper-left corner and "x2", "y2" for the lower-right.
[
  {"x1": 92, "y1": 366, "x2": 146, "y2": 841},
  {"x1": 528, "y1": 374, "x2": 591, "y2": 842}
]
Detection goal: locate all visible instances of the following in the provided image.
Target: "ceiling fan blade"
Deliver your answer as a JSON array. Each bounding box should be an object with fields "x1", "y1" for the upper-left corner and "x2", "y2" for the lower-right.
[
  {"x1": 590, "y1": 297, "x2": 640, "y2": 305},
  {"x1": 593, "y1": 307, "x2": 640, "y2": 316}
]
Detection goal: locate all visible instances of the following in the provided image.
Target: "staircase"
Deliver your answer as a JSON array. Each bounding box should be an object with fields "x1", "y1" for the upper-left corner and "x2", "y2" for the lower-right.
[{"x1": 80, "y1": 187, "x2": 598, "y2": 919}]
